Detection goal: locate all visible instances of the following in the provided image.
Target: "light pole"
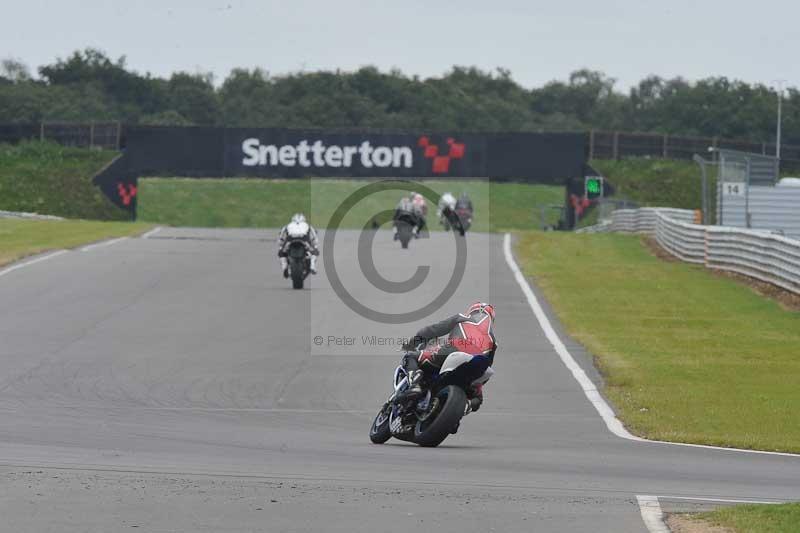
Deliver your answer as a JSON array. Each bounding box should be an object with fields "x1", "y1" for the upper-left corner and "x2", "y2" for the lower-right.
[
  {"x1": 693, "y1": 154, "x2": 709, "y2": 225},
  {"x1": 774, "y1": 80, "x2": 786, "y2": 160}
]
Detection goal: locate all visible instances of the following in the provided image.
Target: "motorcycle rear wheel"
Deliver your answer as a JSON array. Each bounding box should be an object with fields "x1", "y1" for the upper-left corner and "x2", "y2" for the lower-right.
[
  {"x1": 397, "y1": 222, "x2": 412, "y2": 249},
  {"x1": 413, "y1": 385, "x2": 466, "y2": 447},
  {"x1": 289, "y1": 257, "x2": 305, "y2": 289}
]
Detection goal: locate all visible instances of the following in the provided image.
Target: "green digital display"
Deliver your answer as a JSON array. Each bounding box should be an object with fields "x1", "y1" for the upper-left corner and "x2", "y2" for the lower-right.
[{"x1": 585, "y1": 177, "x2": 602, "y2": 197}]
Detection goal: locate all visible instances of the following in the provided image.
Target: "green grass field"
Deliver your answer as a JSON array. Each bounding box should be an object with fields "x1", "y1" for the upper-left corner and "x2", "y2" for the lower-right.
[
  {"x1": 0, "y1": 141, "x2": 127, "y2": 220},
  {"x1": 516, "y1": 231, "x2": 800, "y2": 453},
  {"x1": 137, "y1": 178, "x2": 563, "y2": 231},
  {"x1": 0, "y1": 219, "x2": 153, "y2": 267},
  {"x1": 592, "y1": 159, "x2": 715, "y2": 211},
  {"x1": 695, "y1": 503, "x2": 800, "y2": 532}
]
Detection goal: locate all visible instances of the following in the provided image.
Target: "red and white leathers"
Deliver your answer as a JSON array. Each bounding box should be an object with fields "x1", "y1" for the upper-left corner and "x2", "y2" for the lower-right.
[
  {"x1": 403, "y1": 302, "x2": 497, "y2": 410},
  {"x1": 411, "y1": 193, "x2": 428, "y2": 218}
]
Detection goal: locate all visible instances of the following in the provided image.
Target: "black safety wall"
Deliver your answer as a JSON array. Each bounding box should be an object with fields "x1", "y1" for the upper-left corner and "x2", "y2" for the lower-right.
[{"x1": 94, "y1": 126, "x2": 588, "y2": 217}]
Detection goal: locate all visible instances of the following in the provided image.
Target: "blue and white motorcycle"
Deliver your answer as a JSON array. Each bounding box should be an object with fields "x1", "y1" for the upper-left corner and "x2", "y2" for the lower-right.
[{"x1": 369, "y1": 350, "x2": 493, "y2": 447}]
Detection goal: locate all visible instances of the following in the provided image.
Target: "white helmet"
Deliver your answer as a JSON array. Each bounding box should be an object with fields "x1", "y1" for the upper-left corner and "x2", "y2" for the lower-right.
[
  {"x1": 440, "y1": 192, "x2": 456, "y2": 208},
  {"x1": 287, "y1": 213, "x2": 309, "y2": 238}
]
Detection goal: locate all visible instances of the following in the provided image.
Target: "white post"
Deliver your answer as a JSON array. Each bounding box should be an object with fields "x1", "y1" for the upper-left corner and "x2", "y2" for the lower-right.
[{"x1": 775, "y1": 80, "x2": 785, "y2": 160}]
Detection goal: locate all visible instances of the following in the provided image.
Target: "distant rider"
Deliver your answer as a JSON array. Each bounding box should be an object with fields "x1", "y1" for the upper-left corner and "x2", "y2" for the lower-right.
[
  {"x1": 455, "y1": 192, "x2": 473, "y2": 214},
  {"x1": 401, "y1": 302, "x2": 497, "y2": 413},
  {"x1": 394, "y1": 194, "x2": 426, "y2": 239},
  {"x1": 437, "y1": 192, "x2": 457, "y2": 229},
  {"x1": 410, "y1": 192, "x2": 427, "y2": 235},
  {"x1": 277, "y1": 213, "x2": 319, "y2": 277}
]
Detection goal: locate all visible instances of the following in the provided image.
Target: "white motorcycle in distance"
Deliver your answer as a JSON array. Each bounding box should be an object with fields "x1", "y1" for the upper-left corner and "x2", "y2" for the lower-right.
[
  {"x1": 369, "y1": 349, "x2": 493, "y2": 447},
  {"x1": 281, "y1": 218, "x2": 315, "y2": 290},
  {"x1": 438, "y1": 192, "x2": 470, "y2": 236}
]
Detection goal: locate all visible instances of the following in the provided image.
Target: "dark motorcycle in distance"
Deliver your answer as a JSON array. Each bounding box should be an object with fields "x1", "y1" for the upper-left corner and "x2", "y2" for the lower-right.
[
  {"x1": 455, "y1": 207, "x2": 472, "y2": 234},
  {"x1": 441, "y1": 206, "x2": 471, "y2": 236},
  {"x1": 369, "y1": 350, "x2": 492, "y2": 447},
  {"x1": 286, "y1": 238, "x2": 312, "y2": 289},
  {"x1": 394, "y1": 210, "x2": 420, "y2": 249}
]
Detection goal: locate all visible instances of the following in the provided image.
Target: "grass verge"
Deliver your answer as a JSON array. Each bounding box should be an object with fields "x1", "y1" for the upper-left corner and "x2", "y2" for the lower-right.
[
  {"x1": 0, "y1": 141, "x2": 128, "y2": 220},
  {"x1": 694, "y1": 503, "x2": 800, "y2": 532},
  {"x1": 515, "y1": 231, "x2": 800, "y2": 453},
  {"x1": 137, "y1": 178, "x2": 563, "y2": 231},
  {"x1": 592, "y1": 158, "x2": 716, "y2": 212},
  {"x1": 0, "y1": 219, "x2": 153, "y2": 267}
]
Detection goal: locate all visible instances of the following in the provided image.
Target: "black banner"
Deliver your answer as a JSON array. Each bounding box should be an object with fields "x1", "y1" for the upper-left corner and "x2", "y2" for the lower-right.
[
  {"x1": 93, "y1": 126, "x2": 587, "y2": 217},
  {"x1": 488, "y1": 132, "x2": 586, "y2": 183}
]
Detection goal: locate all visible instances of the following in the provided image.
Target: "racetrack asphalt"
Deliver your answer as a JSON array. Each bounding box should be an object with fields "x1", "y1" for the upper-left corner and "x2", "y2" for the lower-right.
[{"x1": 0, "y1": 227, "x2": 798, "y2": 532}]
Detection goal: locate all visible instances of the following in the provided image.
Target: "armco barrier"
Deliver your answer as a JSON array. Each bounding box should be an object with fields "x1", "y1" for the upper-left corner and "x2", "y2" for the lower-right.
[
  {"x1": 704, "y1": 225, "x2": 800, "y2": 294},
  {"x1": 609, "y1": 207, "x2": 696, "y2": 233},
  {"x1": 595, "y1": 207, "x2": 800, "y2": 295},
  {"x1": 655, "y1": 214, "x2": 706, "y2": 264}
]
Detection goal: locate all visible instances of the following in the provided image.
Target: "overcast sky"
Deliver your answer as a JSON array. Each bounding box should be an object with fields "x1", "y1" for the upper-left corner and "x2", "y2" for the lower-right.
[{"x1": 2, "y1": 0, "x2": 798, "y2": 91}]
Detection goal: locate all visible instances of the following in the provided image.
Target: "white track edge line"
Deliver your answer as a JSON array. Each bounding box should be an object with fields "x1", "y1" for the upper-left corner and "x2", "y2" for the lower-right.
[
  {"x1": 502, "y1": 233, "x2": 640, "y2": 440},
  {"x1": 637, "y1": 495, "x2": 670, "y2": 533},
  {"x1": 141, "y1": 226, "x2": 163, "y2": 239},
  {"x1": 502, "y1": 233, "x2": 800, "y2": 458},
  {"x1": 0, "y1": 250, "x2": 68, "y2": 278},
  {"x1": 656, "y1": 495, "x2": 783, "y2": 504},
  {"x1": 79, "y1": 237, "x2": 128, "y2": 252}
]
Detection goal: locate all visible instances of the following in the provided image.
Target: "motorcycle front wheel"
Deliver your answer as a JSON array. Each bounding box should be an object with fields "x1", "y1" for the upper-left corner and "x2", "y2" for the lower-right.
[
  {"x1": 369, "y1": 404, "x2": 392, "y2": 444},
  {"x1": 413, "y1": 385, "x2": 466, "y2": 447}
]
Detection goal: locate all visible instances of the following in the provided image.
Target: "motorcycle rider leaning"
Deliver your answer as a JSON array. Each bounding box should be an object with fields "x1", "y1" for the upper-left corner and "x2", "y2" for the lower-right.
[
  {"x1": 437, "y1": 192, "x2": 457, "y2": 228},
  {"x1": 455, "y1": 192, "x2": 473, "y2": 213},
  {"x1": 394, "y1": 195, "x2": 426, "y2": 239},
  {"x1": 410, "y1": 192, "x2": 427, "y2": 235},
  {"x1": 401, "y1": 302, "x2": 497, "y2": 413},
  {"x1": 277, "y1": 213, "x2": 320, "y2": 277}
]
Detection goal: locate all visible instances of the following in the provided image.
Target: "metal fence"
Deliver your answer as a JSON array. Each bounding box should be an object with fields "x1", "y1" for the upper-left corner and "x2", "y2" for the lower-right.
[
  {"x1": 717, "y1": 184, "x2": 800, "y2": 239},
  {"x1": 655, "y1": 213, "x2": 712, "y2": 264},
  {"x1": 588, "y1": 130, "x2": 800, "y2": 170},
  {"x1": 588, "y1": 207, "x2": 800, "y2": 295},
  {"x1": 0, "y1": 122, "x2": 121, "y2": 150},
  {"x1": 607, "y1": 207, "x2": 697, "y2": 233},
  {"x1": 704, "y1": 225, "x2": 800, "y2": 294}
]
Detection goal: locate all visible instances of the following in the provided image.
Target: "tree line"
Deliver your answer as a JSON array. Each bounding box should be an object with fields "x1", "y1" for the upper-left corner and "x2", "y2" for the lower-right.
[{"x1": 1, "y1": 48, "x2": 797, "y2": 144}]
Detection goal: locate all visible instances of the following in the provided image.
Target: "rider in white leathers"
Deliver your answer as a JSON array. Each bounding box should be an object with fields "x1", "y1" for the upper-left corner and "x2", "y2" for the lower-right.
[{"x1": 277, "y1": 213, "x2": 319, "y2": 277}]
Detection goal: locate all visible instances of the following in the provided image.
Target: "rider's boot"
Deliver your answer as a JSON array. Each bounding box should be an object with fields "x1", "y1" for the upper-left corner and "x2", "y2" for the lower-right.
[
  {"x1": 467, "y1": 384, "x2": 483, "y2": 413},
  {"x1": 280, "y1": 257, "x2": 289, "y2": 278},
  {"x1": 468, "y1": 396, "x2": 482, "y2": 412},
  {"x1": 309, "y1": 255, "x2": 318, "y2": 275}
]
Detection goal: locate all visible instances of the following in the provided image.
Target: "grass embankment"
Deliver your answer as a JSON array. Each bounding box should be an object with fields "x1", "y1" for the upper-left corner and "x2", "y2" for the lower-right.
[
  {"x1": 0, "y1": 219, "x2": 152, "y2": 267},
  {"x1": 592, "y1": 159, "x2": 716, "y2": 211},
  {"x1": 138, "y1": 178, "x2": 563, "y2": 231},
  {"x1": 516, "y1": 231, "x2": 800, "y2": 453},
  {"x1": 0, "y1": 141, "x2": 128, "y2": 220},
  {"x1": 693, "y1": 503, "x2": 800, "y2": 532}
]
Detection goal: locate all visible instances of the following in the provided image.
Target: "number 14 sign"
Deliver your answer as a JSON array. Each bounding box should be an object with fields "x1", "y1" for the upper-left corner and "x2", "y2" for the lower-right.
[{"x1": 723, "y1": 183, "x2": 745, "y2": 196}]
